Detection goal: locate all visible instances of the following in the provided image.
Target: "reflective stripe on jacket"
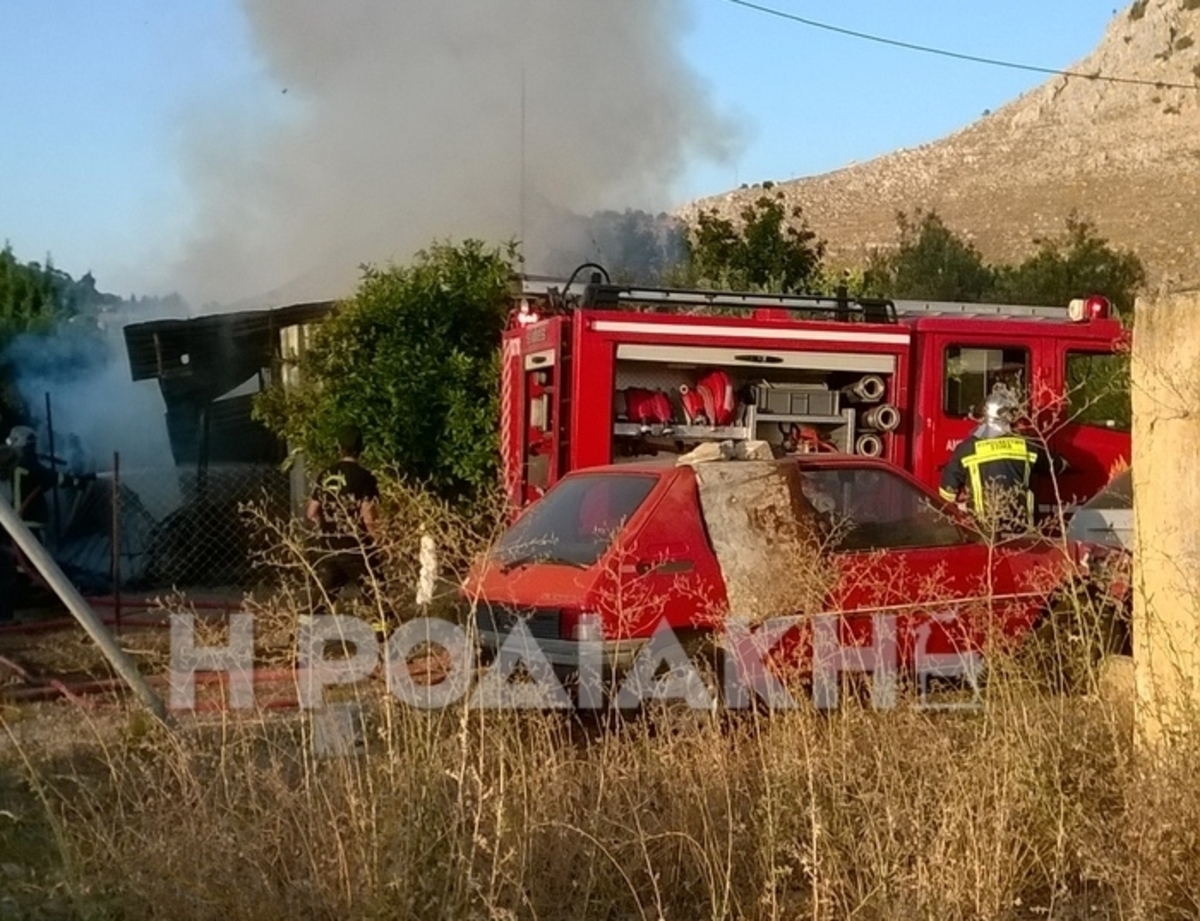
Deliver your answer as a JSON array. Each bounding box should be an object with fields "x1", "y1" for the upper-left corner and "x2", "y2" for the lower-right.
[{"x1": 938, "y1": 434, "x2": 1039, "y2": 523}]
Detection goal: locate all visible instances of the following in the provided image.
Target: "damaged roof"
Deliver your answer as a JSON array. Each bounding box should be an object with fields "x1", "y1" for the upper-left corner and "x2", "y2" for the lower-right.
[
  {"x1": 124, "y1": 301, "x2": 334, "y2": 401},
  {"x1": 122, "y1": 300, "x2": 335, "y2": 467}
]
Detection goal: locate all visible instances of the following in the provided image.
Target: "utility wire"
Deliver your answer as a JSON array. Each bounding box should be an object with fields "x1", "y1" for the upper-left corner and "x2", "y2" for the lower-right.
[{"x1": 719, "y1": 0, "x2": 1198, "y2": 91}]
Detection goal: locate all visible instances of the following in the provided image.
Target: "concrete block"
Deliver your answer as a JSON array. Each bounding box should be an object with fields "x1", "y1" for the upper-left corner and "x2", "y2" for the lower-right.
[
  {"x1": 693, "y1": 461, "x2": 831, "y2": 625},
  {"x1": 733, "y1": 439, "x2": 775, "y2": 461},
  {"x1": 676, "y1": 441, "x2": 734, "y2": 465}
]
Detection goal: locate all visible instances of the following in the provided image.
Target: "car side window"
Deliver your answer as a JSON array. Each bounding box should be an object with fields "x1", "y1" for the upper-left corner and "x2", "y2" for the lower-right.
[
  {"x1": 799, "y1": 468, "x2": 968, "y2": 551},
  {"x1": 943, "y1": 346, "x2": 1029, "y2": 417}
]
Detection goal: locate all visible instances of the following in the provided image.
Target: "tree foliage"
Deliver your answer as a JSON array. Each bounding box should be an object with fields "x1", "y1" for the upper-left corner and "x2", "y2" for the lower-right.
[
  {"x1": 862, "y1": 209, "x2": 1145, "y2": 316},
  {"x1": 863, "y1": 210, "x2": 995, "y2": 301},
  {"x1": 0, "y1": 244, "x2": 65, "y2": 343},
  {"x1": 254, "y1": 239, "x2": 518, "y2": 506},
  {"x1": 0, "y1": 244, "x2": 121, "y2": 345},
  {"x1": 991, "y1": 214, "x2": 1146, "y2": 316},
  {"x1": 678, "y1": 191, "x2": 826, "y2": 292}
]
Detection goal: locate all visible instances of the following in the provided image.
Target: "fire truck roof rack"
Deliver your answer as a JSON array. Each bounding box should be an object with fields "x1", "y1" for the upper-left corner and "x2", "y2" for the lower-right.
[
  {"x1": 514, "y1": 267, "x2": 895, "y2": 322},
  {"x1": 890, "y1": 299, "x2": 1072, "y2": 320},
  {"x1": 578, "y1": 281, "x2": 898, "y2": 323},
  {"x1": 515, "y1": 266, "x2": 1084, "y2": 324}
]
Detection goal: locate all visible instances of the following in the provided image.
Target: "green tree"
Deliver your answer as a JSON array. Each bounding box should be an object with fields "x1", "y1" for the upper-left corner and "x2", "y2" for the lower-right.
[
  {"x1": 678, "y1": 191, "x2": 825, "y2": 292},
  {"x1": 254, "y1": 239, "x2": 519, "y2": 506},
  {"x1": 863, "y1": 209, "x2": 995, "y2": 301},
  {"x1": 990, "y1": 213, "x2": 1146, "y2": 316},
  {"x1": 0, "y1": 245, "x2": 60, "y2": 342},
  {"x1": 0, "y1": 244, "x2": 72, "y2": 430},
  {"x1": 991, "y1": 215, "x2": 1144, "y2": 431}
]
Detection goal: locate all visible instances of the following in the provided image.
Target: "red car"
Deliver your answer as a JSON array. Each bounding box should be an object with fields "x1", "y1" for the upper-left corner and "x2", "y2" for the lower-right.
[{"x1": 462, "y1": 454, "x2": 1071, "y2": 707}]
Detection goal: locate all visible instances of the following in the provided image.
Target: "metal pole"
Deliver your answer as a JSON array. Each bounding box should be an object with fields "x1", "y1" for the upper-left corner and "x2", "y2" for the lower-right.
[
  {"x1": 45, "y1": 392, "x2": 59, "y2": 550},
  {"x1": 111, "y1": 451, "x2": 121, "y2": 633},
  {"x1": 0, "y1": 490, "x2": 172, "y2": 727}
]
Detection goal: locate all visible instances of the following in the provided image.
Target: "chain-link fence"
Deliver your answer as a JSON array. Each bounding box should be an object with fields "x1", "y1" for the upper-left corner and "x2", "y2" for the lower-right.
[{"x1": 44, "y1": 463, "x2": 293, "y2": 596}]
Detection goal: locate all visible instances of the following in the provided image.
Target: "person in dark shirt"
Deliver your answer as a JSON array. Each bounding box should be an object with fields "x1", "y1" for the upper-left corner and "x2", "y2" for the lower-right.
[{"x1": 305, "y1": 425, "x2": 384, "y2": 609}]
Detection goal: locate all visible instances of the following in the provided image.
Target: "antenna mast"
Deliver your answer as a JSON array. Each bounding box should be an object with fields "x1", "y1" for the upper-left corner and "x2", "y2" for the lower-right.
[{"x1": 519, "y1": 65, "x2": 527, "y2": 252}]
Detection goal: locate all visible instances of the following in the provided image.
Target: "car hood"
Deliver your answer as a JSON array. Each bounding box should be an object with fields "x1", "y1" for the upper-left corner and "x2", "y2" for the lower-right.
[{"x1": 1066, "y1": 507, "x2": 1133, "y2": 553}]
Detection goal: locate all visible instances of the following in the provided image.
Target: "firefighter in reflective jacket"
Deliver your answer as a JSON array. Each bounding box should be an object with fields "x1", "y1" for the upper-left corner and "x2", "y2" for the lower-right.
[
  {"x1": 938, "y1": 391, "x2": 1039, "y2": 532},
  {"x1": 3, "y1": 426, "x2": 95, "y2": 532}
]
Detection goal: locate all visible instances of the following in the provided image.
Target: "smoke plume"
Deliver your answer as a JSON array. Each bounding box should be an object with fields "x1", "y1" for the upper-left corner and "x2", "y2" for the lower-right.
[
  {"x1": 1, "y1": 314, "x2": 185, "y2": 520},
  {"x1": 167, "y1": 0, "x2": 739, "y2": 308}
]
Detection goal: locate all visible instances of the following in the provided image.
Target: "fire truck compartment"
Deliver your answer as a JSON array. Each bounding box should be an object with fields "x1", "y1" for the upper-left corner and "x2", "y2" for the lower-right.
[{"x1": 612, "y1": 345, "x2": 898, "y2": 456}]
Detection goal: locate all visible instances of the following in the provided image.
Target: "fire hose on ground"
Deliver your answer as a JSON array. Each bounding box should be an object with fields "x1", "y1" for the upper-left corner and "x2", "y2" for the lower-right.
[
  {"x1": 0, "y1": 491, "x2": 173, "y2": 727},
  {"x1": 0, "y1": 498, "x2": 451, "y2": 716}
]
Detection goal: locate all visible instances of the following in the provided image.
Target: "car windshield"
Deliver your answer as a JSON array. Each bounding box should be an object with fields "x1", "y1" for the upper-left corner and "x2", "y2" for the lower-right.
[
  {"x1": 798, "y1": 467, "x2": 967, "y2": 551},
  {"x1": 491, "y1": 473, "x2": 658, "y2": 570}
]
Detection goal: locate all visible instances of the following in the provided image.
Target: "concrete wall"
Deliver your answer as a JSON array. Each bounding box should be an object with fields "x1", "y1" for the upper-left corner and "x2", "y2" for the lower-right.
[{"x1": 1132, "y1": 288, "x2": 1200, "y2": 743}]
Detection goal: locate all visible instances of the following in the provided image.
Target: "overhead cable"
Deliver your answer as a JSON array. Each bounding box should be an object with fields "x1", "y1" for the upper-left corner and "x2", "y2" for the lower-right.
[{"x1": 719, "y1": 0, "x2": 1198, "y2": 91}]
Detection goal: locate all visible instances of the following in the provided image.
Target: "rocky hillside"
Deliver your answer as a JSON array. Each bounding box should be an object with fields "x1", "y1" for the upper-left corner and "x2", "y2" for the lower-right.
[{"x1": 678, "y1": 0, "x2": 1200, "y2": 290}]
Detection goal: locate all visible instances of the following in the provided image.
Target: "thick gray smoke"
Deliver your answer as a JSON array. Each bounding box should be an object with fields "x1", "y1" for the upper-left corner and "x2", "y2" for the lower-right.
[
  {"x1": 2, "y1": 308, "x2": 184, "y2": 515},
  {"x1": 168, "y1": 0, "x2": 739, "y2": 308}
]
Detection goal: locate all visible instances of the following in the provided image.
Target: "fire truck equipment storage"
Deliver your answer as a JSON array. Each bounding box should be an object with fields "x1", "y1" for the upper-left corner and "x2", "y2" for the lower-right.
[{"x1": 500, "y1": 267, "x2": 1130, "y2": 517}]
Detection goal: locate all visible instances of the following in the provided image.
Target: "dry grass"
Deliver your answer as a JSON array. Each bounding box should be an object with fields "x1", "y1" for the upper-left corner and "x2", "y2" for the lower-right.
[
  {"x1": 3, "y1": 674, "x2": 1199, "y2": 921},
  {"x1": 0, "y1": 461, "x2": 1188, "y2": 921}
]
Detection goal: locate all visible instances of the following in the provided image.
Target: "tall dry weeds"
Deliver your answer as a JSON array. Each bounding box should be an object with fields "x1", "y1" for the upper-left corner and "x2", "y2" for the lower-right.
[{"x1": 4, "y1": 371, "x2": 1193, "y2": 921}]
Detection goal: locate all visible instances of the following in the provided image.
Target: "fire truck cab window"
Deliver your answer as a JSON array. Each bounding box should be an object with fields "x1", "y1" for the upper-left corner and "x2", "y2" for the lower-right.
[
  {"x1": 943, "y1": 346, "x2": 1029, "y2": 417},
  {"x1": 1066, "y1": 350, "x2": 1131, "y2": 431}
]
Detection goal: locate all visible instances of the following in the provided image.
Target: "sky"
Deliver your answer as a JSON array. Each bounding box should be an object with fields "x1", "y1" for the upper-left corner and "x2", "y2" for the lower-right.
[{"x1": 0, "y1": 0, "x2": 1125, "y2": 307}]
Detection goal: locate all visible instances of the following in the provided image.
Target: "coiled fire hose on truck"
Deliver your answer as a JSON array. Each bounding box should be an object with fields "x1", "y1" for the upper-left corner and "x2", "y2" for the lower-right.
[
  {"x1": 841, "y1": 374, "x2": 886, "y2": 404},
  {"x1": 859, "y1": 403, "x2": 901, "y2": 432},
  {"x1": 855, "y1": 433, "x2": 884, "y2": 456}
]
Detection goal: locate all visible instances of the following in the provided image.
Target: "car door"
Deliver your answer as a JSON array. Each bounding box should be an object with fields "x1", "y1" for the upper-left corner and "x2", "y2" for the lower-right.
[{"x1": 797, "y1": 466, "x2": 1060, "y2": 674}]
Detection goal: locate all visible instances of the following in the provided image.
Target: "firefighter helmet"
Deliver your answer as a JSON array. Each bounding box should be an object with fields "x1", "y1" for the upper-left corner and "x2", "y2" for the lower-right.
[
  {"x1": 983, "y1": 389, "x2": 1018, "y2": 422},
  {"x1": 974, "y1": 390, "x2": 1018, "y2": 437},
  {"x1": 5, "y1": 426, "x2": 35, "y2": 451}
]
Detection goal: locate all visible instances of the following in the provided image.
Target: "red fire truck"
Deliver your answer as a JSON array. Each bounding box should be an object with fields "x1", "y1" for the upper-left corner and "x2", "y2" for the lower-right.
[{"x1": 500, "y1": 264, "x2": 1130, "y2": 518}]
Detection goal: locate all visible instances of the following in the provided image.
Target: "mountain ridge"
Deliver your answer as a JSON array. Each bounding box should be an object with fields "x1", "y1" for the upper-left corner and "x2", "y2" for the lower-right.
[{"x1": 677, "y1": 0, "x2": 1200, "y2": 292}]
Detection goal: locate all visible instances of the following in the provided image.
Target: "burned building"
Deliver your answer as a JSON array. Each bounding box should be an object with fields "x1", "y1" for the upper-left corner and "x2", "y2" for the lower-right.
[
  {"x1": 123, "y1": 301, "x2": 334, "y2": 470},
  {"x1": 113, "y1": 301, "x2": 335, "y2": 588}
]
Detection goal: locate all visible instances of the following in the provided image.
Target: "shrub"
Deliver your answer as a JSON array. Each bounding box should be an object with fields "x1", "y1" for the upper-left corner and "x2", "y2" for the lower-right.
[{"x1": 254, "y1": 239, "x2": 519, "y2": 509}]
